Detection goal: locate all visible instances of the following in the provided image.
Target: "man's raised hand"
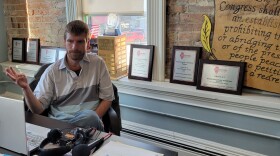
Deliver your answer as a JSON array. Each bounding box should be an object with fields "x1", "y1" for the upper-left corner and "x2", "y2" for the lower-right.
[{"x1": 5, "y1": 67, "x2": 29, "y2": 89}]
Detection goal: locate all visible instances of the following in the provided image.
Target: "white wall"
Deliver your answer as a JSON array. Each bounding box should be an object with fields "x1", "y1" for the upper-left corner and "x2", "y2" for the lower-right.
[{"x1": 114, "y1": 80, "x2": 280, "y2": 156}]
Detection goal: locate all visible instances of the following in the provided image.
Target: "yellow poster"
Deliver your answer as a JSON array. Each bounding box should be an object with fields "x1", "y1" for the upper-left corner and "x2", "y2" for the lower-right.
[{"x1": 212, "y1": 0, "x2": 280, "y2": 94}]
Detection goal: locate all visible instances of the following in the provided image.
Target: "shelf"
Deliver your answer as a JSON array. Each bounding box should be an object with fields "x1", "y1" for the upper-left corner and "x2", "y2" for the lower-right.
[{"x1": 113, "y1": 77, "x2": 280, "y2": 121}]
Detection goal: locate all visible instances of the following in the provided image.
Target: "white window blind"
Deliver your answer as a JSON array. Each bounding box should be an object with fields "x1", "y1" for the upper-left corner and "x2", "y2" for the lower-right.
[{"x1": 82, "y1": 0, "x2": 144, "y2": 15}]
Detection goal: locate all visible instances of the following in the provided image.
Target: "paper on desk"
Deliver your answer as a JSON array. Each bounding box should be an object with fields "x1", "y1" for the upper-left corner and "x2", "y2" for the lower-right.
[{"x1": 93, "y1": 141, "x2": 164, "y2": 156}]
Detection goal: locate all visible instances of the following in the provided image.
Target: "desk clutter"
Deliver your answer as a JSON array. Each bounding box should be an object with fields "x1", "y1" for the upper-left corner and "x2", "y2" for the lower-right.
[
  {"x1": 38, "y1": 127, "x2": 112, "y2": 156},
  {"x1": 38, "y1": 127, "x2": 164, "y2": 156}
]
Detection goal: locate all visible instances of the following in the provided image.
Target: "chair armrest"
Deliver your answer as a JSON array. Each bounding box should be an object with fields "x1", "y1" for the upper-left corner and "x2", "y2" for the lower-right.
[{"x1": 105, "y1": 107, "x2": 122, "y2": 136}]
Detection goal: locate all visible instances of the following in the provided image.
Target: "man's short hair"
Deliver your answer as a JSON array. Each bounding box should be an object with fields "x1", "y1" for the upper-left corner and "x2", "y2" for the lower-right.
[{"x1": 64, "y1": 20, "x2": 90, "y2": 40}]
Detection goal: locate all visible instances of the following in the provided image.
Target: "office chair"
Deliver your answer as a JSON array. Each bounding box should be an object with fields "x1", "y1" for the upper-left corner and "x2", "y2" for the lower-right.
[{"x1": 24, "y1": 63, "x2": 122, "y2": 136}]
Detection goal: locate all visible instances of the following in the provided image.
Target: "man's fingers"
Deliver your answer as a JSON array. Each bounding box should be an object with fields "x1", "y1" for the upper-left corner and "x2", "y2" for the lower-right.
[
  {"x1": 6, "y1": 72, "x2": 16, "y2": 81},
  {"x1": 18, "y1": 74, "x2": 26, "y2": 79},
  {"x1": 9, "y1": 67, "x2": 18, "y2": 76},
  {"x1": 5, "y1": 67, "x2": 16, "y2": 76}
]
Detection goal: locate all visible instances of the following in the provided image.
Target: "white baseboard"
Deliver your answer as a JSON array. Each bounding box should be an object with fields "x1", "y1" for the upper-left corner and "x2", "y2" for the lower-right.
[{"x1": 122, "y1": 120, "x2": 266, "y2": 156}]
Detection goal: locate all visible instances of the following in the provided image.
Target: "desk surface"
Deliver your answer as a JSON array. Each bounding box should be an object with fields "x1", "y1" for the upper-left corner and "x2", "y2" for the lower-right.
[{"x1": 25, "y1": 112, "x2": 178, "y2": 156}]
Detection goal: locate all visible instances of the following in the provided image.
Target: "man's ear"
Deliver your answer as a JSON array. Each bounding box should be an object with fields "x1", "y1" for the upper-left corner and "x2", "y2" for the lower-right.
[{"x1": 86, "y1": 39, "x2": 91, "y2": 50}]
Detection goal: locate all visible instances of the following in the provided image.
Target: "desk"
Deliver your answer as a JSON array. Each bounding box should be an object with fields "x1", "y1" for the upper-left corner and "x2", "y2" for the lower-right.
[{"x1": 19, "y1": 113, "x2": 177, "y2": 156}]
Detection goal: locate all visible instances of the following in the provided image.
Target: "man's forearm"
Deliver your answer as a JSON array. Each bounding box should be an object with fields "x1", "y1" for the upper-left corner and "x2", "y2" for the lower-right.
[
  {"x1": 22, "y1": 86, "x2": 44, "y2": 114},
  {"x1": 95, "y1": 100, "x2": 112, "y2": 118}
]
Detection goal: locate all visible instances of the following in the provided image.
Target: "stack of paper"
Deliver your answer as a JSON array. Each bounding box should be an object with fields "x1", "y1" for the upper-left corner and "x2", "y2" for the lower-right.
[{"x1": 93, "y1": 141, "x2": 164, "y2": 156}]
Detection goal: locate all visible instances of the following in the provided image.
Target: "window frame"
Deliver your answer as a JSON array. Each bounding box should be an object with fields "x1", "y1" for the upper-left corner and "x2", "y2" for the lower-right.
[{"x1": 65, "y1": 0, "x2": 166, "y2": 81}]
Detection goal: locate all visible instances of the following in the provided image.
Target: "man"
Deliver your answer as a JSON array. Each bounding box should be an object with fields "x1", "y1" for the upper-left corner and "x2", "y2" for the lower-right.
[{"x1": 5, "y1": 20, "x2": 114, "y2": 130}]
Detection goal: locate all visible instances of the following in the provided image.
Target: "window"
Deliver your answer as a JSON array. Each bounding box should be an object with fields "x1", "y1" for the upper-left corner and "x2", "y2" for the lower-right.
[
  {"x1": 65, "y1": 0, "x2": 166, "y2": 81},
  {"x1": 85, "y1": 14, "x2": 147, "y2": 65}
]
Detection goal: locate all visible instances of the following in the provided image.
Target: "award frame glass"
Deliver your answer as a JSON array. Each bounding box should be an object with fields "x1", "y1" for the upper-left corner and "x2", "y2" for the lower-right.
[
  {"x1": 197, "y1": 60, "x2": 246, "y2": 95},
  {"x1": 128, "y1": 44, "x2": 154, "y2": 81},
  {"x1": 170, "y1": 46, "x2": 202, "y2": 86},
  {"x1": 39, "y1": 46, "x2": 58, "y2": 65},
  {"x1": 25, "y1": 38, "x2": 40, "y2": 64},
  {"x1": 12, "y1": 38, "x2": 26, "y2": 63},
  {"x1": 57, "y1": 47, "x2": 67, "y2": 60}
]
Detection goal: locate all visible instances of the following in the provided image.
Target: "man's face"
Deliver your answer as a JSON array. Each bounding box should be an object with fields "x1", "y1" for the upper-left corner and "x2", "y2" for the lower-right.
[{"x1": 65, "y1": 33, "x2": 89, "y2": 61}]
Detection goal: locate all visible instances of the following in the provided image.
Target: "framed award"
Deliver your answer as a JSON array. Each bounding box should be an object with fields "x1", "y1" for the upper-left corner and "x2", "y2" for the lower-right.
[
  {"x1": 25, "y1": 38, "x2": 40, "y2": 64},
  {"x1": 12, "y1": 38, "x2": 26, "y2": 63},
  {"x1": 197, "y1": 60, "x2": 246, "y2": 95},
  {"x1": 170, "y1": 46, "x2": 202, "y2": 85},
  {"x1": 128, "y1": 44, "x2": 154, "y2": 81},
  {"x1": 57, "y1": 47, "x2": 67, "y2": 60},
  {"x1": 39, "y1": 46, "x2": 57, "y2": 65}
]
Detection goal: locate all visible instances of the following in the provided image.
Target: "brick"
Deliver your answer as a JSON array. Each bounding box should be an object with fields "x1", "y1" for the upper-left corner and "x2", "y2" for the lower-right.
[
  {"x1": 17, "y1": 17, "x2": 28, "y2": 22},
  {"x1": 167, "y1": 30, "x2": 177, "y2": 39},
  {"x1": 178, "y1": 31, "x2": 193, "y2": 41},
  {"x1": 188, "y1": 0, "x2": 197, "y2": 4},
  {"x1": 48, "y1": 9, "x2": 63, "y2": 16},
  {"x1": 179, "y1": 13, "x2": 204, "y2": 24},
  {"x1": 11, "y1": 17, "x2": 17, "y2": 23},
  {"x1": 169, "y1": 0, "x2": 189, "y2": 5},
  {"x1": 27, "y1": 0, "x2": 48, "y2": 2},
  {"x1": 168, "y1": 5, "x2": 186, "y2": 13},
  {"x1": 7, "y1": 29, "x2": 19, "y2": 34},
  {"x1": 27, "y1": 2, "x2": 50, "y2": 9},
  {"x1": 15, "y1": 4, "x2": 27, "y2": 10},
  {"x1": 56, "y1": 1, "x2": 65, "y2": 8},
  {"x1": 188, "y1": 5, "x2": 214, "y2": 13},
  {"x1": 28, "y1": 16, "x2": 42, "y2": 22},
  {"x1": 13, "y1": 10, "x2": 27, "y2": 16},
  {"x1": 28, "y1": 9, "x2": 49, "y2": 16},
  {"x1": 29, "y1": 23, "x2": 44, "y2": 29},
  {"x1": 167, "y1": 13, "x2": 180, "y2": 24},
  {"x1": 168, "y1": 23, "x2": 194, "y2": 32},
  {"x1": 18, "y1": 23, "x2": 28, "y2": 28},
  {"x1": 41, "y1": 16, "x2": 55, "y2": 22}
]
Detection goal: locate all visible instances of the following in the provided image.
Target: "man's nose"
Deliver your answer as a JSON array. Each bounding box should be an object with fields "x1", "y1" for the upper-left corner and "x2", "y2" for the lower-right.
[{"x1": 72, "y1": 42, "x2": 78, "y2": 50}]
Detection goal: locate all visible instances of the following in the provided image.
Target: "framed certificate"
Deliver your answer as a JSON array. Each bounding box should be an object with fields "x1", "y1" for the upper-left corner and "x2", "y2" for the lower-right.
[
  {"x1": 39, "y1": 46, "x2": 57, "y2": 64},
  {"x1": 128, "y1": 44, "x2": 154, "y2": 81},
  {"x1": 12, "y1": 38, "x2": 26, "y2": 63},
  {"x1": 57, "y1": 47, "x2": 67, "y2": 60},
  {"x1": 197, "y1": 60, "x2": 246, "y2": 95},
  {"x1": 25, "y1": 38, "x2": 40, "y2": 64},
  {"x1": 170, "y1": 46, "x2": 201, "y2": 85}
]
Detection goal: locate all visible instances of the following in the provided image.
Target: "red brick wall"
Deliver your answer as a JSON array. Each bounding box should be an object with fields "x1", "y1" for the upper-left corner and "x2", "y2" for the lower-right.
[
  {"x1": 27, "y1": 0, "x2": 66, "y2": 47},
  {"x1": 3, "y1": 0, "x2": 66, "y2": 61},
  {"x1": 166, "y1": 0, "x2": 214, "y2": 78},
  {"x1": 3, "y1": 0, "x2": 29, "y2": 61}
]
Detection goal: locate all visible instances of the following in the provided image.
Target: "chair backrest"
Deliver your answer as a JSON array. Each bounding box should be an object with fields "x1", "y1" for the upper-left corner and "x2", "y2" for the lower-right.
[
  {"x1": 24, "y1": 63, "x2": 51, "y2": 113},
  {"x1": 29, "y1": 63, "x2": 52, "y2": 91},
  {"x1": 24, "y1": 63, "x2": 122, "y2": 135}
]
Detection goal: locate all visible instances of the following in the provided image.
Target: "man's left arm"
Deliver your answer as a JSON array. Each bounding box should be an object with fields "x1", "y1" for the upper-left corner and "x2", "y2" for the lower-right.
[
  {"x1": 95, "y1": 57, "x2": 115, "y2": 118},
  {"x1": 95, "y1": 99, "x2": 112, "y2": 118}
]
